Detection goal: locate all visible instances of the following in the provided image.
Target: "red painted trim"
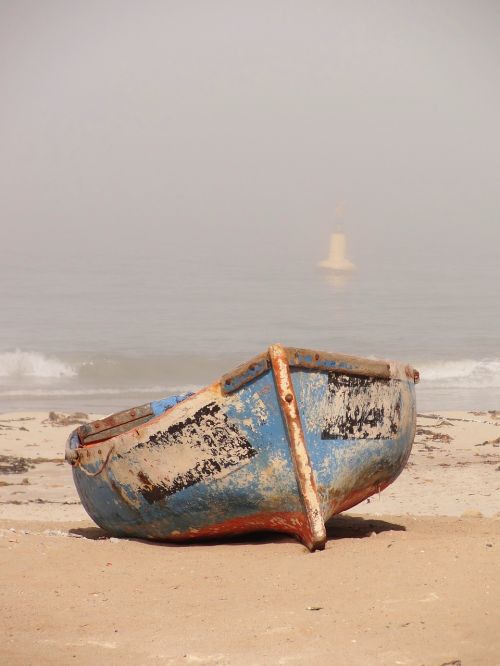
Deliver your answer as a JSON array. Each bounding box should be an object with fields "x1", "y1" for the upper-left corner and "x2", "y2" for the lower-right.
[
  {"x1": 164, "y1": 511, "x2": 314, "y2": 546},
  {"x1": 330, "y1": 481, "x2": 391, "y2": 516}
]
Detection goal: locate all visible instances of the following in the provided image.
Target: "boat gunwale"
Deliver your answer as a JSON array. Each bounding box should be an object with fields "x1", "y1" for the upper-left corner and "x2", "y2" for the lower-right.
[{"x1": 221, "y1": 345, "x2": 418, "y2": 394}]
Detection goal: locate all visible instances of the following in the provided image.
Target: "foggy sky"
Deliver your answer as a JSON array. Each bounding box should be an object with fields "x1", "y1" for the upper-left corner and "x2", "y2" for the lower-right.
[{"x1": 1, "y1": 1, "x2": 499, "y2": 266}]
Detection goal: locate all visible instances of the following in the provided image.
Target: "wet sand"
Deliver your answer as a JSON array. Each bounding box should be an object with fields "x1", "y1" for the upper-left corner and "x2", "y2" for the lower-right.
[{"x1": 1, "y1": 411, "x2": 499, "y2": 665}]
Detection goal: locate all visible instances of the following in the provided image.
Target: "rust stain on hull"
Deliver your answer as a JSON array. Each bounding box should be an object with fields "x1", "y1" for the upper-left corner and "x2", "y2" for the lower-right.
[{"x1": 164, "y1": 511, "x2": 312, "y2": 543}]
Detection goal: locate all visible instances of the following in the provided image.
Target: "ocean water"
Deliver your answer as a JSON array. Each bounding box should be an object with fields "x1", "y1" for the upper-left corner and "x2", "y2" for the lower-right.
[{"x1": 1, "y1": 240, "x2": 499, "y2": 414}]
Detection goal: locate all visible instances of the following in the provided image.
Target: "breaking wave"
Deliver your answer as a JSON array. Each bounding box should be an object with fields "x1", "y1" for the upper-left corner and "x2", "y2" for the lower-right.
[
  {"x1": 0, "y1": 349, "x2": 243, "y2": 389},
  {"x1": 419, "y1": 359, "x2": 500, "y2": 388},
  {"x1": 0, "y1": 350, "x2": 77, "y2": 379},
  {"x1": 3, "y1": 350, "x2": 500, "y2": 396}
]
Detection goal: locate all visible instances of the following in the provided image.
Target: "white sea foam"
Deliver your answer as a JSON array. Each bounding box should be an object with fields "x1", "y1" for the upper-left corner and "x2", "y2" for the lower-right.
[
  {"x1": 419, "y1": 359, "x2": 500, "y2": 388},
  {"x1": 0, "y1": 350, "x2": 77, "y2": 379}
]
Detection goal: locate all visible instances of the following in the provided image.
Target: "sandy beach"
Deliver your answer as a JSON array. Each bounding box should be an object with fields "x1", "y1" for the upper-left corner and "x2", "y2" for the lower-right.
[
  {"x1": 1, "y1": 410, "x2": 499, "y2": 665},
  {"x1": 3, "y1": 1, "x2": 500, "y2": 664}
]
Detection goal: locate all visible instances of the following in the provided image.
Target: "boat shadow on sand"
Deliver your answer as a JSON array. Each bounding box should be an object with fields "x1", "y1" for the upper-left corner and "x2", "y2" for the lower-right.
[{"x1": 68, "y1": 515, "x2": 405, "y2": 549}]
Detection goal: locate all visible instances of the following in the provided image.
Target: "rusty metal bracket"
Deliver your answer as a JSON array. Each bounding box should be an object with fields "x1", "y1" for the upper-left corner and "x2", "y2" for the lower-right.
[{"x1": 268, "y1": 344, "x2": 326, "y2": 551}]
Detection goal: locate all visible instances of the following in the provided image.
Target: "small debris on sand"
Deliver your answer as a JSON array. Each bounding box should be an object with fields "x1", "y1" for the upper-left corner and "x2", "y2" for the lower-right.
[
  {"x1": 416, "y1": 428, "x2": 453, "y2": 443},
  {"x1": 476, "y1": 436, "x2": 500, "y2": 447},
  {"x1": 430, "y1": 433, "x2": 453, "y2": 443},
  {"x1": 461, "y1": 509, "x2": 484, "y2": 518},
  {"x1": 42, "y1": 412, "x2": 89, "y2": 427},
  {"x1": 0, "y1": 455, "x2": 34, "y2": 474},
  {"x1": 417, "y1": 427, "x2": 435, "y2": 436}
]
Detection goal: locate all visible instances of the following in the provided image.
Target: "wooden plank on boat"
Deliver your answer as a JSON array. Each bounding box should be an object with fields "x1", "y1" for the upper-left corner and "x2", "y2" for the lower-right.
[
  {"x1": 80, "y1": 415, "x2": 154, "y2": 445},
  {"x1": 77, "y1": 403, "x2": 153, "y2": 444},
  {"x1": 220, "y1": 352, "x2": 269, "y2": 394},
  {"x1": 286, "y1": 346, "x2": 391, "y2": 379}
]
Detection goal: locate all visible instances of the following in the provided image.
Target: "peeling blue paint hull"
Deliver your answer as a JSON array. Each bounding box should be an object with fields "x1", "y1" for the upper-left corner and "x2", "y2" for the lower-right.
[{"x1": 66, "y1": 345, "x2": 418, "y2": 550}]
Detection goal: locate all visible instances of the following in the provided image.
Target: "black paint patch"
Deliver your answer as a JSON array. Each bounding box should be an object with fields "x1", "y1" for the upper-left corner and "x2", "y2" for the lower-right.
[
  {"x1": 129, "y1": 402, "x2": 257, "y2": 504},
  {"x1": 321, "y1": 374, "x2": 401, "y2": 440}
]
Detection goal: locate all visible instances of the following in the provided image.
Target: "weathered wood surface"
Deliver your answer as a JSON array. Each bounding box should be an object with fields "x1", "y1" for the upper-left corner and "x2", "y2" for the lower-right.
[{"x1": 78, "y1": 403, "x2": 153, "y2": 444}]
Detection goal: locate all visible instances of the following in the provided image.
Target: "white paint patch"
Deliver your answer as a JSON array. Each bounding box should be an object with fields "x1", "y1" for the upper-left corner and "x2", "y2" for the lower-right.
[
  {"x1": 251, "y1": 392, "x2": 269, "y2": 424},
  {"x1": 322, "y1": 376, "x2": 402, "y2": 440}
]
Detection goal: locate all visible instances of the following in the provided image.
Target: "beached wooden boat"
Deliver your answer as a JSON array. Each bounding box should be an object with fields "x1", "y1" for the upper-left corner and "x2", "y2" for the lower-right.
[{"x1": 65, "y1": 345, "x2": 418, "y2": 550}]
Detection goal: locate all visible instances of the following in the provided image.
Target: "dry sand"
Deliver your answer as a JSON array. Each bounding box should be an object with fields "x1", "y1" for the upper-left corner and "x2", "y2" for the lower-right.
[{"x1": 1, "y1": 410, "x2": 499, "y2": 665}]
